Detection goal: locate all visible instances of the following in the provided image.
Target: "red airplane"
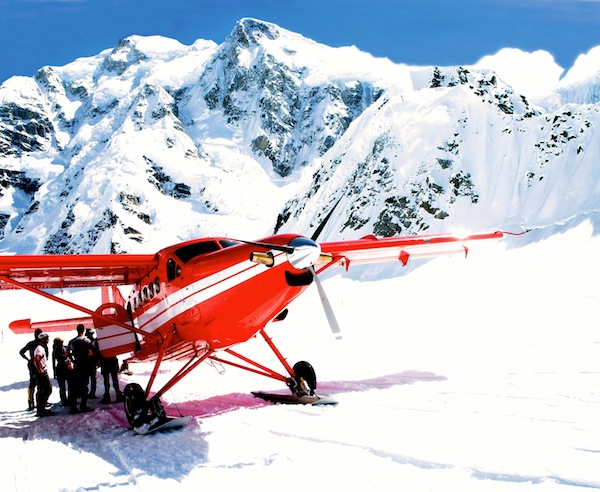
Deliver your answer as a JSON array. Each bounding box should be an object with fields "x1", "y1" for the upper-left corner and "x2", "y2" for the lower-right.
[{"x1": 1, "y1": 230, "x2": 506, "y2": 432}]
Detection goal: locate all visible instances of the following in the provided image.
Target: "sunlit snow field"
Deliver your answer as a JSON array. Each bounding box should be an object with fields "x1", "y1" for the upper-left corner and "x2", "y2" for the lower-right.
[{"x1": 1, "y1": 221, "x2": 599, "y2": 491}]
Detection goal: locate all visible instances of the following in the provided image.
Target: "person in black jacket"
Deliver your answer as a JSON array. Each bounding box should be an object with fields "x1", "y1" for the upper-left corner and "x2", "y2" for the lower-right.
[
  {"x1": 19, "y1": 328, "x2": 43, "y2": 410},
  {"x1": 85, "y1": 328, "x2": 99, "y2": 398},
  {"x1": 67, "y1": 324, "x2": 94, "y2": 414},
  {"x1": 52, "y1": 337, "x2": 71, "y2": 406}
]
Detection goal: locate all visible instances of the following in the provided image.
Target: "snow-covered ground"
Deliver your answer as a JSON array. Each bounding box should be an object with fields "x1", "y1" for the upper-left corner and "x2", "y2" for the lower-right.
[{"x1": 1, "y1": 220, "x2": 599, "y2": 491}]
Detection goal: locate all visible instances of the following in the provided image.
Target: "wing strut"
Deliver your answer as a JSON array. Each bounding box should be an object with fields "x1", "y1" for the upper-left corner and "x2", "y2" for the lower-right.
[
  {"x1": 145, "y1": 328, "x2": 177, "y2": 397},
  {"x1": 151, "y1": 345, "x2": 212, "y2": 400}
]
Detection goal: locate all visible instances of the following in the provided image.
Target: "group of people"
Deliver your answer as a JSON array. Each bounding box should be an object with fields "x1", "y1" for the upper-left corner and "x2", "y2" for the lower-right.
[{"x1": 19, "y1": 324, "x2": 124, "y2": 417}]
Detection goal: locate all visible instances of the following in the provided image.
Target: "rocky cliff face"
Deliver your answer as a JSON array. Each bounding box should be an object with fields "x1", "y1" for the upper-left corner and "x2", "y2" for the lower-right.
[
  {"x1": 194, "y1": 19, "x2": 384, "y2": 177},
  {"x1": 0, "y1": 19, "x2": 599, "y2": 254}
]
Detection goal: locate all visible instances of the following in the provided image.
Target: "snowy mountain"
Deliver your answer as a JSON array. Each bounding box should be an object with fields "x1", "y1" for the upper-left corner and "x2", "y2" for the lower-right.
[
  {"x1": 1, "y1": 18, "x2": 599, "y2": 255},
  {"x1": 1, "y1": 20, "x2": 600, "y2": 489}
]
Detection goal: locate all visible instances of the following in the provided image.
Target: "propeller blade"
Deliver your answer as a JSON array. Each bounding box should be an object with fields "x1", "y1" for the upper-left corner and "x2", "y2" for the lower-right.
[
  {"x1": 311, "y1": 196, "x2": 343, "y2": 242},
  {"x1": 309, "y1": 267, "x2": 342, "y2": 340},
  {"x1": 234, "y1": 239, "x2": 294, "y2": 254}
]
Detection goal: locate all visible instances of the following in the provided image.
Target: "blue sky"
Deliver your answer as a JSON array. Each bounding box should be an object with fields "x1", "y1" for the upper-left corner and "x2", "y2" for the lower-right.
[{"x1": 1, "y1": 0, "x2": 600, "y2": 84}]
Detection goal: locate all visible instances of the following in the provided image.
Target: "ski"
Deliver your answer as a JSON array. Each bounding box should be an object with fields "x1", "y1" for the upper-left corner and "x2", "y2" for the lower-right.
[
  {"x1": 133, "y1": 415, "x2": 192, "y2": 435},
  {"x1": 252, "y1": 391, "x2": 338, "y2": 406}
]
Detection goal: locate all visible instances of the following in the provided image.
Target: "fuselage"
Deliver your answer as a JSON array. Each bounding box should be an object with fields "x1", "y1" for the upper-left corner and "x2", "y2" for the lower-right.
[{"x1": 125, "y1": 234, "x2": 313, "y2": 359}]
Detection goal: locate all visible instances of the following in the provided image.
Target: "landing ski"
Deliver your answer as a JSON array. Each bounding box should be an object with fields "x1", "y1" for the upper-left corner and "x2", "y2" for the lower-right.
[
  {"x1": 133, "y1": 415, "x2": 191, "y2": 435},
  {"x1": 252, "y1": 391, "x2": 338, "y2": 406}
]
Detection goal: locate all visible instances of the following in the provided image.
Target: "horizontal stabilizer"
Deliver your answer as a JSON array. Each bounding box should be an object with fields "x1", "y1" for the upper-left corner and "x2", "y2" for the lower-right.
[{"x1": 9, "y1": 316, "x2": 94, "y2": 334}]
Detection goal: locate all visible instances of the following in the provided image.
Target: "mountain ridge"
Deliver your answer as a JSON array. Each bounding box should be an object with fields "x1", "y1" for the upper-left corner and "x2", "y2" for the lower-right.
[{"x1": 1, "y1": 18, "x2": 599, "y2": 254}]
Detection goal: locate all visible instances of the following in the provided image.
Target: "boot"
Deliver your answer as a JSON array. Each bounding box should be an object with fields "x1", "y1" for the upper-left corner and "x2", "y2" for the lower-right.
[{"x1": 27, "y1": 388, "x2": 35, "y2": 411}]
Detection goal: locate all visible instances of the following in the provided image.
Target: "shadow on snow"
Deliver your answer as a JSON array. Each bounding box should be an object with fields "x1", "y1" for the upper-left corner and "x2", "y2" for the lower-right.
[{"x1": 0, "y1": 370, "x2": 443, "y2": 481}]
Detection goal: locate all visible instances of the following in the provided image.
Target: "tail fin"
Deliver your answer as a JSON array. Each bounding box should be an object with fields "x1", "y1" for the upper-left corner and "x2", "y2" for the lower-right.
[{"x1": 94, "y1": 301, "x2": 138, "y2": 358}]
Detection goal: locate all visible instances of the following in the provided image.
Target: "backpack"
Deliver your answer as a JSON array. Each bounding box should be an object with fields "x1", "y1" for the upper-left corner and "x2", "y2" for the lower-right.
[{"x1": 69, "y1": 338, "x2": 94, "y2": 369}]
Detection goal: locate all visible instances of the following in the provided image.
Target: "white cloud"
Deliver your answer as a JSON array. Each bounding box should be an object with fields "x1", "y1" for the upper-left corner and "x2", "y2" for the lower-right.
[{"x1": 471, "y1": 48, "x2": 564, "y2": 98}]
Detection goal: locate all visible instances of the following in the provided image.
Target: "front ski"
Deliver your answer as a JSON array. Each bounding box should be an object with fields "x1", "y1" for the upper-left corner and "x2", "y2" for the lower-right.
[
  {"x1": 252, "y1": 391, "x2": 338, "y2": 406},
  {"x1": 133, "y1": 415, "x2": 191, "y2": 435}
]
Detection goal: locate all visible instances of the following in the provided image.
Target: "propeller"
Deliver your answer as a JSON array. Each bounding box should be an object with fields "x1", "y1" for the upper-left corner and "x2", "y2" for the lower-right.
[
  {"x1": 244, "y1": 235, "x2": 343, "y2": 339},
  {"x1": 243, "y1": 197, "x2": 345, "y2": 339},
  {"x1": 308, "y1": 196, "x2": 344, "y2": 339}
]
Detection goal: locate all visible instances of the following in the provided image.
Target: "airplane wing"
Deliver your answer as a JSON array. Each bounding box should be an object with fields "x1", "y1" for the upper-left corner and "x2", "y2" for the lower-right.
[
  {"x1": 319, "y1": 231, "x2": 505, "y2": 269},
  {"x1": 309, "y1": 230, "x2": 508, "y2": 340},
  {"x1": 0, "y1": 253, "x2": 158, "y2": 290}
]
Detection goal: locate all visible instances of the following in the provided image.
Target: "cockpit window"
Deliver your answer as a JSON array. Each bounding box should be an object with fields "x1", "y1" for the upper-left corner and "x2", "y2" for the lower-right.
[
  {"x1": 219, "y1": 240, "x2": 241, "y2": 249},
  {"x1": 174, "y1": 241, "x2": 220, "y2": 263},
  {"x1": 167, "y1": 258, "x2": 181, "y2": 281}
]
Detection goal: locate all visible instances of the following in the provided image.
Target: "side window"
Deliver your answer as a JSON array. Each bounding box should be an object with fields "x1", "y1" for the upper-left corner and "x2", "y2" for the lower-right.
[
  {"x1": 166, "y1": 258, "x2": 181, "y2": 282},
  {"x1": 154, "y1": 276, "x2": 161, "y2": 294}
]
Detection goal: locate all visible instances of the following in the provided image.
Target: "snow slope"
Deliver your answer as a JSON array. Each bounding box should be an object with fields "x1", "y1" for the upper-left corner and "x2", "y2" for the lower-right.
[{"x1": 0, "y1": 220, "x2": 599, "y2": 491}]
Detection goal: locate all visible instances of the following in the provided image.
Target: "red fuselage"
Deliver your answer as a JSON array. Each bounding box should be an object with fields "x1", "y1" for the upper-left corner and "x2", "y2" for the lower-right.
[{"x1": 125, "y1": 234, "x2": 314, "y2": 359}]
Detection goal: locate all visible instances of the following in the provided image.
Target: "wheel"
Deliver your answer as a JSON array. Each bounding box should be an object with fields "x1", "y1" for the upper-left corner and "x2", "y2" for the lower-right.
[
  {"x1": 292, "y1": 361, "x2": 317, "y2": 396},
  {"x1": 123, "y1": 383, "x2": 146, "y2": 427}
]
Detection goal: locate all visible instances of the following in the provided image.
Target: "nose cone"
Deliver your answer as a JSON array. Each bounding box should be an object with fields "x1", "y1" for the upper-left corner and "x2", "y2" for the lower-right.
[{"x1": 287, "y1": 237, "x2": 322, "y2": 270}]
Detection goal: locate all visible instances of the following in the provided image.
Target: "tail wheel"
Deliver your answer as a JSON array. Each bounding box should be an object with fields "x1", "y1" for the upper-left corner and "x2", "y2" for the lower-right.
[
  {"x1": 292, "y1": 361, "x2": 317, "y2": 396},
  {"x1": 123, "y1": 383, "x2": 147, "y2": 427}
]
